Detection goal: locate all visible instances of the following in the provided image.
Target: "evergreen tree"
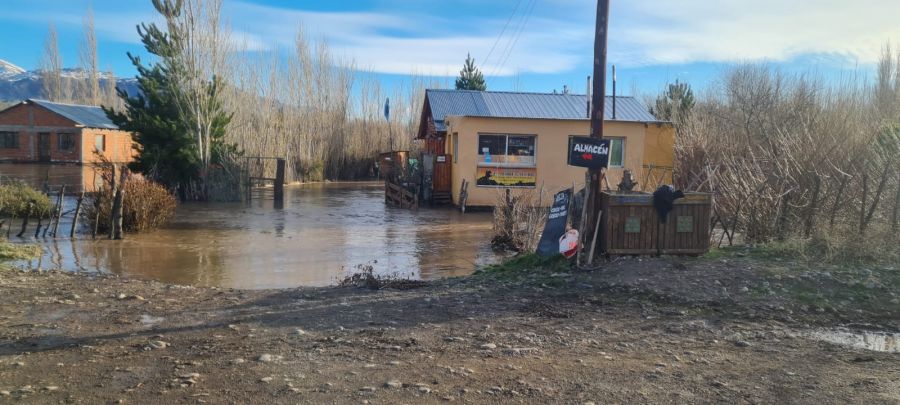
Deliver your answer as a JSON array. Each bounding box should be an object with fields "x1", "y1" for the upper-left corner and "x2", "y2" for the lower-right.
[
  {"x1": 649, "y1": 80, "x2": 695, "y2": 124},
  {"x1": 455, "y1": 53, "x2": 487, "y2": 91},
  {"x1": 105, "y1": 0, "x2": 234, "y2": 200}
]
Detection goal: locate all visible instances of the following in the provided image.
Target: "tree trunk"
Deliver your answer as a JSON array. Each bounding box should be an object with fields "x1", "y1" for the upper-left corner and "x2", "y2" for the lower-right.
[
  {"x1": 804, "y1": 175, "x2": 821, "y2": 237},
  {"x1": 829, "y1": 176, "x2": 848, "y2": 231},
  {"x1": 860, "y1": 165, "x2": 891, "y2": 235}
]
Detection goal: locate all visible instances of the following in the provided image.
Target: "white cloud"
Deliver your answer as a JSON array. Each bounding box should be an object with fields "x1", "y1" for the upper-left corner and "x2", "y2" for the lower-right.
[
  {"x1": 220, "y1": 1, "x2": 588, "y2": 77},
  {"x1": 611, "y1": 0, "x2": 900, "y2": 66}
]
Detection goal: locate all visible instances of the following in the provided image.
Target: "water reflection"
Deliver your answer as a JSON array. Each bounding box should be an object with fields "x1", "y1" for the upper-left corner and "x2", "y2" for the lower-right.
[
  {"x1": 11, "y1": 182, "x2": 501, "y2": 289},
  {"x1": 0, "y1": 163, "x2": 100, "y2": 193}
]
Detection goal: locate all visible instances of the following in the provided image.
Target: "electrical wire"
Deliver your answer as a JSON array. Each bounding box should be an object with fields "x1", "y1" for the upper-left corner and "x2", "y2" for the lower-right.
[
  {"x1": 482, "y1": 0, "x2": 524, "y2": 70},
  {"x1": 491, "y1": 0, "x2": 538, "y2": 80}
]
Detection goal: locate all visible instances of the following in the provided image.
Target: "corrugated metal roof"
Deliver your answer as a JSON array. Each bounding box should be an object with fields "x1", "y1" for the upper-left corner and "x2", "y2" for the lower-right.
[
  {"x1": 29, "y1": 99, "x2": 119, "y2": 129},
  {"x1": 426, "y1": 89, "x2": 661, "y2": 132}
]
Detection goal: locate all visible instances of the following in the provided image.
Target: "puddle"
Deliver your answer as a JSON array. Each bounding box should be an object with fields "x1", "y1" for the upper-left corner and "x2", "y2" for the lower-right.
[
  {"x1": 140, "y1": 315, "x2": 165, "y2": 326},
  {"x1": 807, "y1": 329, "x2": 900, "y2": 353}
]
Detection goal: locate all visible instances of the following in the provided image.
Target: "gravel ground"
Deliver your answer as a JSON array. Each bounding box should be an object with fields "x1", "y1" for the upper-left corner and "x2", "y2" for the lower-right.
[{"x1": 0, "y1": 253, "x2": 898, "y2": 404}]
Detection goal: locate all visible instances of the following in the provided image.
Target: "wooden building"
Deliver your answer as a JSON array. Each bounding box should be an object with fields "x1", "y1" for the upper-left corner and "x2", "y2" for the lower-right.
[
  {"x1": 0, "y1": 99, "x2": 135, "y2": 164},
  {"x1": 416, "y1": 89, "x2": 676, "y2": 207}
]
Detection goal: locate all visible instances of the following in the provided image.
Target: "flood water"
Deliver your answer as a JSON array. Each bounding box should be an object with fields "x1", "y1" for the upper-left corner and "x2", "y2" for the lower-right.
[{"x1": 2, "y1": 166, "x2": 502, "y2": 289}]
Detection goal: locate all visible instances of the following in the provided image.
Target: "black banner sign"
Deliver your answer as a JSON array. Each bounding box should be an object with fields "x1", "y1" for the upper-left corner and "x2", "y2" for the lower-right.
[
  {"x1": 536, "y1": 189, "x2": 572, "y2": 257},
  {"x1": 567, "y1": 136, "x2": 610, "y2": 169}
]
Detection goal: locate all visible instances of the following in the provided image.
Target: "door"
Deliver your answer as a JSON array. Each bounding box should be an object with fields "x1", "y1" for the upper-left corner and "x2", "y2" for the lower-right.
[
  {"x1": 433, "y1": 155, "x2": 452, "y2": 193},
  {"x1": 38, "y1": 132, "x2": 51, "y2": 162}
]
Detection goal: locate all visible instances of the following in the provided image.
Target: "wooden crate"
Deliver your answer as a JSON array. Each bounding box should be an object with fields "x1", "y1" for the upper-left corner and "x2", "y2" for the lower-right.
[{"x1": 600, "y1": 192, "x2": 711, "y2": 256}]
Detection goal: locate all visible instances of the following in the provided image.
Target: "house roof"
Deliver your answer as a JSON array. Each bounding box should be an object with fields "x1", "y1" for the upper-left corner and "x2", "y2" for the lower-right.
[
  {"x1": 423, "y1": 89, "x2": 662, "y2": 134},
  {"x1": 28, "y1": 99, "x2": 119, "y2": 130}
]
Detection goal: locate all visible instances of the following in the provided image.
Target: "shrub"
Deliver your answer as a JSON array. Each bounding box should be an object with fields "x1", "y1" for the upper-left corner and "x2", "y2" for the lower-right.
[
  {"x1": 84, "y1": 175, "x2": 177, "y2": 234},
  {"x1": 0, "y1": 182, "x2": 53, "y2": 218},
  {"x1": 491, "y1": 189, "x2": 548, "y2": 252}
]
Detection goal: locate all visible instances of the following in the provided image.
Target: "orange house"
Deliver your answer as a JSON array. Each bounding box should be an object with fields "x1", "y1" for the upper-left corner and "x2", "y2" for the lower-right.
[{"x1": 0, "y1": 99, "x2": 135, "y2": 164}]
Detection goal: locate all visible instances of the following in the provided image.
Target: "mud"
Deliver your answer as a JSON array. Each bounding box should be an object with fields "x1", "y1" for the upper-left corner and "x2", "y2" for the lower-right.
[{"x1": 1, "y1": 253, "x2": 897, "y2": 404}]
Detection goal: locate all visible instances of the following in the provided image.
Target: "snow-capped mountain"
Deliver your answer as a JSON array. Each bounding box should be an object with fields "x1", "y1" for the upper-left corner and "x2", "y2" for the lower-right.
[
  {"x1": 0, "y1": 59, "x2": 139, "y2": 102},
  {"x1": 0, "y1": 59, "x2": 26, "y2": 80}
]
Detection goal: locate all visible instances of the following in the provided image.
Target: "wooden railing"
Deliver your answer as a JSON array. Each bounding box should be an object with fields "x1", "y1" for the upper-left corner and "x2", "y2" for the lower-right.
[{"x1": 385, "y1": 181, "x2": 418, "y2": 210}]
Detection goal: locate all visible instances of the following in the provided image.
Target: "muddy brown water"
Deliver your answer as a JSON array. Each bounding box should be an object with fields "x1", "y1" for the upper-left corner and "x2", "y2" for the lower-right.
[{"x1": 2, "y1": 165, "x2": 503, "y2": 289}]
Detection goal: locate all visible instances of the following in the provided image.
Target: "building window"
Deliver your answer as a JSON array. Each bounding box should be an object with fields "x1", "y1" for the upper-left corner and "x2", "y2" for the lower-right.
[
  {"x1": 477, "y1": 134, "x2": 536, "y2": 166},
  {"x1": 95, "y1": 134, "x2": 105, "y2": 152},
  {"x1": 58, "y1": 133, "x2": 75, "y2": 151},
  {"x1": 0, "y1": 132, "x2": 18, "y2": 149},
  {"x1": 609, "y1": 138, "x2": 625, "y2": 167}
]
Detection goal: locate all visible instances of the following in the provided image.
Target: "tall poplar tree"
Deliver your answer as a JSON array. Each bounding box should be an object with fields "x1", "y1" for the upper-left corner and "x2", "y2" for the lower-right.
[{"x1": 105, "y1": 0, "x2": 234, "y2": 200}]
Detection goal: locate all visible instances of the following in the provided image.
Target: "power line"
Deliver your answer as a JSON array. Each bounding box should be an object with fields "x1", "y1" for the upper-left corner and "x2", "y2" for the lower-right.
[
  {"x1": 492, "y1": 0, "x2": 538, "y2": 79},
  {"x1": 482, "y1": 0, "x2": 524, "y2": 70}
]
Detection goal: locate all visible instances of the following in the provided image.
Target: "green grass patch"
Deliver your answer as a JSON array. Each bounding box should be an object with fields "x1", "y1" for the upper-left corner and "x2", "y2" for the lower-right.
[{"x1": 476, "y1": 253, "x2": 571, "y2": 284}]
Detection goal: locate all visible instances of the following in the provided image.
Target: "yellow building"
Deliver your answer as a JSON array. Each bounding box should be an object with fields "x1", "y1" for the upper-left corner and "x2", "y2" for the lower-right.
[{"x1": 416, "y1": 89, "x2": 675, "y2": 207}]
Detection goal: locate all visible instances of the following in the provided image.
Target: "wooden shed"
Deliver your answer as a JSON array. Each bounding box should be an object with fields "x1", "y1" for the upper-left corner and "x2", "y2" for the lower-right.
[{"x1": 599, "y1": 192, "x2": 711, "y2": 255}]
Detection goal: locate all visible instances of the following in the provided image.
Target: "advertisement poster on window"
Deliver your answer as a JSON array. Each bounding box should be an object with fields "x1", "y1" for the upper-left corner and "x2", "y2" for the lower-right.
[{"x1": 475, "y1": 166, "x2": 536, "y2": 187}]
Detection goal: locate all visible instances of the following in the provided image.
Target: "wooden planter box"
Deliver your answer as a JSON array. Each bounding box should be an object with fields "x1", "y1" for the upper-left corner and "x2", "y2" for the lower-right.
[{"x1": 599, "y1": 192, "x2": 711, "y2": 255}]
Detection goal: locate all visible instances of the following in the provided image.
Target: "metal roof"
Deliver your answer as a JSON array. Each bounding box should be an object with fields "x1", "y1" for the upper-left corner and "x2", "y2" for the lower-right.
[
  {"x1": 426, "y1": 89, "x2": 661, "y2": 132},
  {"x1": 29, "y1": 99, "x2": 119, "y2": 129}
]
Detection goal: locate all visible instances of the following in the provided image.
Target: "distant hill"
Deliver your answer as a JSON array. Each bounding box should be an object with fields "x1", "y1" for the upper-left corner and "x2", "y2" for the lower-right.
[{"x1": 0, "y1": 59, "x2": 139, "y2": 103}]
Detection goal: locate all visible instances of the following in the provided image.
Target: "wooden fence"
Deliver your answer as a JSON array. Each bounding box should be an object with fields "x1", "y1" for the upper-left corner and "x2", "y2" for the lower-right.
[{"x1": 385, "y1": 181, "x2": 418, "y2": 210}]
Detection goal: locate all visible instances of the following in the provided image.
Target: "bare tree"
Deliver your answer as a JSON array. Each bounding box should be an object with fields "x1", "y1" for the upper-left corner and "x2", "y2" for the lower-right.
[
  {"x1": 78, "y1": 6, "x2": 101, "y2": 105},
  {"x1": 40, "y1": 23, "x2": 64, "y2": 102}
]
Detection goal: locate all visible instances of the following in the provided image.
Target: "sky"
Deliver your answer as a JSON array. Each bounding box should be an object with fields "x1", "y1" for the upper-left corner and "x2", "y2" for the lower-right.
[{"x1": 1, "y1": 0, "x2": 899, "y2": 97}]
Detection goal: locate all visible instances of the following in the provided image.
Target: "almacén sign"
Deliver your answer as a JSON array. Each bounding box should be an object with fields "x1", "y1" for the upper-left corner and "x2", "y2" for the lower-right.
[{"x1": 567, "y1": 136, "x2": 610, "y2": 169}]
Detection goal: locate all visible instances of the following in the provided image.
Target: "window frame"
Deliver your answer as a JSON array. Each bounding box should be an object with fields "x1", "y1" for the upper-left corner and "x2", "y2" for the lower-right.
[
  {"x1": 58, "y1": 133, "x2": 75, "y2": 151},
  {"x1": 476, "y1": 133, "x2": 537, "y2": 167},
  {"x1": 0, "y1": 132, "x2": 19, "y2": 149},
  {"x1": 608, "y1": 137, "x2": 625, "y2": 168},
  {"x1": 94, "y1": 134, "x2": 106, "y2": 152}
]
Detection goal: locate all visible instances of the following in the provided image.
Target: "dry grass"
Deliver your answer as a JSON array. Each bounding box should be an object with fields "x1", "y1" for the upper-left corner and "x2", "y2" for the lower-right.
[
  {"x1": 0, "y1": 240, "x2": 41, "y2": 263},
  {"x1": 491, "y1": 188, "x2": 550, "y2": 253}
]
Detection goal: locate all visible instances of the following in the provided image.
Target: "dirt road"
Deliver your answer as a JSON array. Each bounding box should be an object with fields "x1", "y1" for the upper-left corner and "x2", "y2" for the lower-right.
[{"x1": 0, "y1": 252, "x2": 898, "y2": 404}]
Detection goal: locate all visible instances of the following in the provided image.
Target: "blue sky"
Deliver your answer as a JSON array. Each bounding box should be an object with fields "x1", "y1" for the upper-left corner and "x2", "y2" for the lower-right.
[{"x1": 1, "y1": 0, "x2": 897, "y2": 97}]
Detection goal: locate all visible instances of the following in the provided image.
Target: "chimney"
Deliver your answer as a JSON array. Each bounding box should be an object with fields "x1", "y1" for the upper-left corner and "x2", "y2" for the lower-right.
[
  {"x1": 586, "y1": 76, "x2": 592, "y2": 119},
  {"x1": 612, "y1": 65, "x2": 617, "y2": 120}
]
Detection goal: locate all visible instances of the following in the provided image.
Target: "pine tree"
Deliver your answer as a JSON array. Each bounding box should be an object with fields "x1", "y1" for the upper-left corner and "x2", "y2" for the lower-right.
[
  {"x1": 455, "y1": 53, "x2": 487, "y2": 91},
  {"x1": 650, "y1": 80, "x2": 695, "y2": 124},
  {"x1": 104, "y1": 0, "x2": 234, "y2": 200}
]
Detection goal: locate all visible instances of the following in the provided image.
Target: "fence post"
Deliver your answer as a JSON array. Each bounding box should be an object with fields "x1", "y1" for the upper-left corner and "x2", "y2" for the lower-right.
[
  {"x1": 52, "y1": 185, "x2": 65, "y2": 237},
  {"x1": 110, "y1": 167, "x2": 128, "y2": 240},
  {"x1": 274, "y1": 158, "x2": 286, "y2": 204},
  {"x1": 70, "y1": 191, "x2": 85, "y2": 238}
]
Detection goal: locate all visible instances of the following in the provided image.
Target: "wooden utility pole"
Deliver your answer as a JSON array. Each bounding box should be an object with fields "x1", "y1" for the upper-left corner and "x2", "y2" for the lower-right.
[{"x1": 583, "y1": 0, "x2": 611, "y2": 261}]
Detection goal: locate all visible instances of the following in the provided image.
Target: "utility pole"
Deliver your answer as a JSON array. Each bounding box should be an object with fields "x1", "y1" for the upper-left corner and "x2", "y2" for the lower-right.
[{"x1": 584, "y1": 0, "x2": 610, "y2": 261}]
